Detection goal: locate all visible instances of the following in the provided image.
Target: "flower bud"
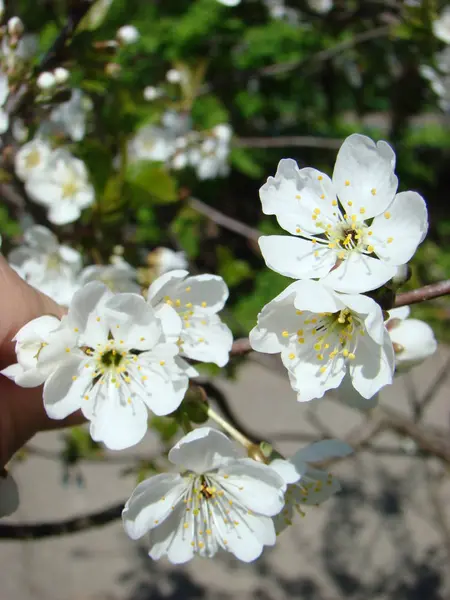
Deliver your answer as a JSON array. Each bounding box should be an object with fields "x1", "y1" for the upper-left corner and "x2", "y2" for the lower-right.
[
  {"x1": 105, "y1": 62, "x2": 121, "y2": 78},
  {"x1": 53, "y1": 67, "x2": 70, "y2": 85},
  {"x1": 116, "y1": 25, "x2": 140, "y2": 45},
  {"x1": 7, "y1": 17, "x2": 24, "y2": 38},
  {"x1": 36, "y1": 71, "x2": 56, "y2": 90},
  {"x1": 166, "y1": 69, "x2": 183, "y2": 84},
  {"x1": 143, "y1": 86, "x2": 163, "y2": 101}
]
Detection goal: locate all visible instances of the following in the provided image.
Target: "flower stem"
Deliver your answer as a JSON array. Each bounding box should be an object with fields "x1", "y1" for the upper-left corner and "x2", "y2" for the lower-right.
[{"x1": 206, "y1": 406, "x2": 253, "y2": 450}]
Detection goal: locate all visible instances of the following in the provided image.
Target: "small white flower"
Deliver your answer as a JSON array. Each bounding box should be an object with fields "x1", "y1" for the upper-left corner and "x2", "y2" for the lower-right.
[
  {"x1": 259, "y1": 134, "x2": 428, "y2": 294},
  {"x1": 38, "y1": 282, "x2": 194, "y2": 450},
  {"x1": 53, "y1": 67, "x2": 70, "y2": 85},
  {"x1": 128, "y1": 124, "x2": 177, "y2": 163},
  {"x1": 8, "y1": 225, "x2": 82, "y2": 305},
  {"x1": 433, "y1": 6, "x2": 450, "y2": 45},
  {"x1": 15, "y1": 138, "x2": 52, "y2": 181},
  {"x1": 307, "y1": 0, "x2": 333, "y2": 13},
  {"x1": 147, "y1": 247, "x2": 188, "y2": 276},
  {"x1": 216, "y1": 0, "x2": 241, "y2": 5},
  {"x1": 148, "y1": 270, "x2": 233, "y2": 367},
  {"x1": 194, "y1": 124, "x2": 232, "y2": 180},
  {"x1": 46, "y1": 89, "x2": 91, "y2": 142},
  {"x1": 37, "y1": 71, "x2": 56, "y2": 90},
  {"x1": 387, "y1": 306, "x2": 437, "y2": 371},
  {"x1": 0, "y1": 71, "x2": 10, "y2": 134},
  {"x1": 25, "y1": 149, "x2": 95, "y2": 225},
  {"x1": 250, "y1": 280, "x2": 395, "y2": 401},
  {"x1": 122, "y1": 427, "x2": 286, "y2": 563},
  {"x1": 0, "y1": 472, "x2": 19, "y2": 518},
  {"x1": 12, "y1": 117, "x2": 28, "y2": 143},
  {"x1": 166, "y1": 69, "x2": 183, "y2": 84},
  {"x1": 1, "y1": 314, "x2": 73, "y2": 387},
  {"x1": 7, "y1": 16, "x2": 24, "y2": 37},
  {"x1": 143, "y1": 86, "x2": 163, "y2": 101},
  {"x1": 79, "y1": 257, "x2": 140, "y2": 294},
  {"x1": 117, "y1": 25, "x2": 140, "y2": 45},
  {"x1": 270, "y1": 440, "x2": 352, "y2": 533}
]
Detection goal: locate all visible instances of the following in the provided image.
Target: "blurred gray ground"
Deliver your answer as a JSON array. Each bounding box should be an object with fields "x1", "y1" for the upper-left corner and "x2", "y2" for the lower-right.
[{"x1": 1, "y1": 347, "x2": 450, "y2": 600}]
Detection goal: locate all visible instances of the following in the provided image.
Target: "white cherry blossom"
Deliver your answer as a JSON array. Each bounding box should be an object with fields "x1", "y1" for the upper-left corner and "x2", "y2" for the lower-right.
[
  {"x1": 147, "y1": 247, "x2": 188, "y2": 276},
  {"x1": 79, "y1": 257, "x2": 140, "y2": 293},
  {"x1": 250, "y1": 280, "x2": 395, "y2": 401},
  {"x1": 41, "y1": 282, "x2": 194, "y2": 450},
  {"x1": 44, "y1": 89, "x2": 91, "y2": 142},
  {"x1": 1, "y1": 314, "x2": 69, "y2": 387},
  {"x1": 0, "y1": 472, "x2": 19, "y2": 518},
  {"x1": 8, "y1": 225, "x2": 82, "y2": 305},
  {"x1": 25, "y1": 149, "x2": 95, "y2": 225},
  {"x1": 122, "y1": 427, "x2": 286, "y2": 563},
  {"x1": 117, "y1": 25, "x2": 140, "y2": 45},
  {"x1": 15, "y1": 138, "x2": 52, "y2": 181},
  {"x1": 433, "y1": 6, "x2": 450, "y2": 45},
  {"x1": 148, "y1": 270, "x2": 233, "y2": 367},
  {"x1": 270, "y1": 440, "x2": 352, "y2": 533},
  {"x1": 387, "y1": 306, "x2": 437, "y2": 371},
  {"x1": 259, "y1": 134, "x2": 428, "y2": 293},
  {"x1": 307, "y1": 0, "x2": 333, "y2": 14},
  {"x1": 37, "y1": 71, "x2": 56, "y2": 90},
  {"x1": 0, "y1": 71, "x2": 9, "y2": 134}
]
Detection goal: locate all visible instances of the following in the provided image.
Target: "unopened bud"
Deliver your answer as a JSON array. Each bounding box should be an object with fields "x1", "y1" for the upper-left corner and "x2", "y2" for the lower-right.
[
  {"x1": 105, "y1": 62, "x2": 121, "y2": 78},
  {"x1": 36, "y1": 71, "x2": 56, "y2": 90},
  {"x1": 143, "y1": 86, "x2": 163, "y2": 101},
  {"x1": 166, "y1": 69, "x2": 183, "y2": 84},
  {"x1": 7, "y1": 17, "x2": 24, "y2": 38},
  {"x1": 117, "y1": 25, "x2": 140, "y2": 45},
  {"x1": 247, "y1": 443, "x2": 268, "y2": 464},
  {"x1": 53, "y1": 67, "x2": 70, "y2": 85}
]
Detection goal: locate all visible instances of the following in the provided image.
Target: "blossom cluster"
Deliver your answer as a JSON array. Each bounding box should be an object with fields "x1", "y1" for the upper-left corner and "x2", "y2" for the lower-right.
[
  {"x1": 250, "y1": 133, "x2": 430, "y2": 406},
  {"x1": 127, "y1": 110, "x2": 232, "y2": 180}
]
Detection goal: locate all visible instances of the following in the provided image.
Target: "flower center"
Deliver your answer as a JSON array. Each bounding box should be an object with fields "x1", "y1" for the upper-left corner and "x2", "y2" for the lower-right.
[
  {"x1": 62, "y1": 179, "x2": 78, "y2": 198},
  {"x1": 25, "y1": 149, "x2": 41, "y2": 169},
  {"x1": 283, "y1": 307, "x2": 363, "y2": 371}
]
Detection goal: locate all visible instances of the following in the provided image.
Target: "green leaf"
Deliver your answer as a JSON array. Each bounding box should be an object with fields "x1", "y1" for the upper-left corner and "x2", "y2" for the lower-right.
[
  {"x1": 126, "y1": 161, "x2": 178, "y2": 205},
  {"x1": 229, "y1": 147, "x2": 263, "y2": 179},
  {"x1": 76, "y1": 0, "x2": 114, "y2": 33}
]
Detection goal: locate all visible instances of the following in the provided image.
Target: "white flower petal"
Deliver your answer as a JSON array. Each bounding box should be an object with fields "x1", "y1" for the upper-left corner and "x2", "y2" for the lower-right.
[
  {"x1": 169, "y1": 427, "x2": 240, "y2": 473},
  {"x1": 349, "y1": 331, "x2": 394, "y2": 398},
  {"x1": 332, "y1": 133, "x2": 398, "y2": 219},
  {"x1": 218, "y1": 459, "x2": 286, "y2": 516},
  {"x1": 388, "y1": 306, "x2": 410, "y2": 320},
  {"x1": 217, "y1": 512, "x2": 276, "y2": 563},
  {"x1": 89, "y1": 392, "x2": 148, "y2": 450},
  {"x1": 47, "y1": 201, "x2": 81, "y2": 225},
  {"x1": 105, "y1": 293, "x2": 162, "y2": 350},
  {"x1": 147, "y1": 269, "x2": 189, "y2": 305},
  {"x1": 321, "y1": 251, "x2": 397, "y2": 294},
  {"x1": 149, "y1": 503, "x2": 195, "y2": 564},
  {"x1": 390, "y1": 318, "x2": 437, "y2": 370},
  {"x1": 122, "y1": 473, "x2": 185, "y2": 539},
  {"x1": 370, "y1": 191, "x2": 428, "y2": 265},
  {"x1": 259, "y1": 235, "x2": 337, "y2": 280},
  {"x1": 181, "y1": 314, "x2": 233, "y2": 367},
  {"x1": 43, "y1": 355, "x2": 86, "y2": 419},
  {"x1": 293, "y1": 440, "x2": 352, "y2": 464},
  {"x1": 268, "y1": 458, "x2": 304, "y2": 485}
]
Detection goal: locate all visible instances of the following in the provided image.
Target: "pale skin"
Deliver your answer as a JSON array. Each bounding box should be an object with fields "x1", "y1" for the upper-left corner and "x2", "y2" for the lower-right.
[{"x1": 0, "y1": 256, "x2": 84, "y2": 469}]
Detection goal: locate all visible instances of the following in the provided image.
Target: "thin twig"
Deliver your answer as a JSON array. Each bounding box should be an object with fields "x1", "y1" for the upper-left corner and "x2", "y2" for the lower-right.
[
  {"x1": 258, "y1": 25, "x2": 392, "y2": 77},
  {"x1": 0, "y1": 501, "x2": 124, "y2": 540},
  {"x1": 188, "y1": 197, "x2": 260, "y2": 241},
  {"x1": 235, "y1": 136, "x2": 342, "y2": 150},
  {"x1": 394, "y1": 281, "x2": 450, "y2": 307}
]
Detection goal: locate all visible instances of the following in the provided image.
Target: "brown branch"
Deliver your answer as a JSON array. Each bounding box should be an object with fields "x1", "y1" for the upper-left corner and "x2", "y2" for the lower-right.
[
  {"x1": 258, "y1": 25, "x2": 392, "y2": 78},
  {"x1": 188, "y1": 197, "x2": 260, "y2": 242},
  {"x1": 394, "y1": 280, "x2": 450, "y2": 307},
  {"x1": 0, "y1": 501, "x2": 124, "y2": 540},
  {"x1": 235, "y1": 136, "x2": 342, "y2": 150}
]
